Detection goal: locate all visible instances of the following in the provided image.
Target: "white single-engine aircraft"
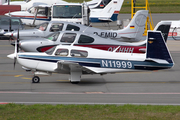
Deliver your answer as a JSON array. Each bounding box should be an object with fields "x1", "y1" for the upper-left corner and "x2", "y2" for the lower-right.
[
  {"x1": 7, "y1": 31, "x2": 174, "y2": 83},
  {"x1": 5, "y1": 0, "x2": 124, "y2": 25},
  {"x1": 3, "y1": 0, "x2": 99, "y2": 11},
  {"x1": 5, "y1": 10, "x2": 148, "y2": 42}
]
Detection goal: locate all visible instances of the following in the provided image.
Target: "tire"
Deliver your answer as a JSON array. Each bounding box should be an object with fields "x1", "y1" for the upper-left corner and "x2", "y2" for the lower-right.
[
  {"x1": 32, "y1": 76, "x2": 40, "y2": 83},
  {"x1": 70, "y1": 81, "x2": 79, "y2": 84}
]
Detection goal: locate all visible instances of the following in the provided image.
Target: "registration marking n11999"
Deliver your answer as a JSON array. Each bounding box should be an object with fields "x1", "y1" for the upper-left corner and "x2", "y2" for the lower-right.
[{"x1": 101, "y1": 60, "x2": 133, "y2": 69}]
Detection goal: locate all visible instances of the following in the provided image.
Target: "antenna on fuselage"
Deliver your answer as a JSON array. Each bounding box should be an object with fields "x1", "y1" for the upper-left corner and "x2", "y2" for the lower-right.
[{"x1": 82, "y1": 23, "x2": 92, "y2": 33}]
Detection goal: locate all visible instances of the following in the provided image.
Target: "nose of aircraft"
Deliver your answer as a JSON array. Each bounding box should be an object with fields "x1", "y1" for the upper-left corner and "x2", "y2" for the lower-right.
[
  {"x1": 4, "y1": 32, "x2": 13, "y2": 37},
  {"x1": 19, "y1": 40, "x2": 37, "y2": 52},
  {"x1": 7, "y1": 53, "x2": 16, "y2": 59}
]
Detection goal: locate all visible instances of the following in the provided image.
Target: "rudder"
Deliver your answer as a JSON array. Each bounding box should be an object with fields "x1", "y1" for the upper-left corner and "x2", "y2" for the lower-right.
[{"x1": 146, "y1": 31, "x2": 173, "y2": 64}]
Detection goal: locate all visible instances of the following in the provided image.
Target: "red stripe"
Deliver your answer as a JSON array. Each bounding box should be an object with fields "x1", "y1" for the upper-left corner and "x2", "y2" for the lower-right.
[
  {"x1": 118, "y1": 32, "x2": 139, "y2": 34},
  {"x1": 11, "y1": 15, "x2": 48, "y2": 19},
  {"x1": 114, "y1": 11, "x2": 119, "y2": 14}
]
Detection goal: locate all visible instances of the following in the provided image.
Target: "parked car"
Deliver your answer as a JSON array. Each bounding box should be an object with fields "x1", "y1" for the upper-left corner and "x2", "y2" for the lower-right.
[{"x1": 0, "y1": 16, "x2": 24, "y2": 39}]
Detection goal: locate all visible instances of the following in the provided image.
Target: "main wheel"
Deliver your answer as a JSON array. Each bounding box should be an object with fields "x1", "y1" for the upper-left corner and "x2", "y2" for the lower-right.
[
  {"x1": 70, "y1": 81, "x2": 79, "y2": 84},
  {"x1": 32, "y1": 76, "x2": 40, "y2": 83}
]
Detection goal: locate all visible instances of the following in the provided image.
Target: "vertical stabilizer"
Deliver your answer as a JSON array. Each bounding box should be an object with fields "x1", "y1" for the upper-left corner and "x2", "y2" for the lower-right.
[
  {"x1": 153, "y1": 21, "x2": 171, "y2": 42},
  {"x1": 90, "y1": 0, "x2": 124, "y2": 22},
  {"x1": 120, "y1": 10, "x2": 148, "y2": 42},
  {"x1": 146, "y1": 31, "x2": 173, "y2": 64}
]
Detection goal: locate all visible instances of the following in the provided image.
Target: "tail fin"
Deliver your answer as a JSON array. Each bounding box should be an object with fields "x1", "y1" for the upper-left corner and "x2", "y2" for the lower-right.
[
  {"x1": 153, "y1": 21, "x2": 171, "y2": 42},
  {"x1": 90, "y1": 0, "x2": 124, "y2": 22},
  {"x1": 120, "y1": 10, "x2": 148, "y2": 42},
  {"x1": 146, "y1": 31, "x2": 174, "y2": 64}
]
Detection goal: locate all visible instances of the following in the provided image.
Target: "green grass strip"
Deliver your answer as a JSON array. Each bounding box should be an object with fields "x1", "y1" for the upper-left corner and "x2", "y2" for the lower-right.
[{"x1": 1, "y1": 104, "x2": 180, "y2": 119}]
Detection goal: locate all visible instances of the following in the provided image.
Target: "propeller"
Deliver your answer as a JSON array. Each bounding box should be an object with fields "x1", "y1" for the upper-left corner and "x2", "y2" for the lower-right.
[{"x1": 13, "y1": 29, "x2": 19, "y2": 69}]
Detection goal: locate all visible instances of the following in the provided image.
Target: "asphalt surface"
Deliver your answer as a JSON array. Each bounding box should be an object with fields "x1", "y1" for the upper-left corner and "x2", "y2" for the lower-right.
[{"x1": 0, "y1": 13, "x2": 180, "y2": 105}]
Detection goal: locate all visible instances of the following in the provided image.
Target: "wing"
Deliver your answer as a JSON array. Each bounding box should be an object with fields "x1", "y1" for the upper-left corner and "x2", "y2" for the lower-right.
[
  {"x1": 34, "y1": 4, "x2": 51, "y2": 9},
  {"x1": 55, "y1": 60, "x2": 100, "y2": 74},
  {"x1": 32, "y1": 2, "x2": 51, "y2": 8}
]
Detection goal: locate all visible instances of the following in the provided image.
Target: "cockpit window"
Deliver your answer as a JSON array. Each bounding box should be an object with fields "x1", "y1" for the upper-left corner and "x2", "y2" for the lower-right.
[
  {"x1": 46, "y1": 32, "x2": 60, "y2": 41},
  {"x1": 36, "y1": 22, "x2": 48, "y2": 31},
  {"x1": 70, "y1": 49, "x2": 88, "y2": 57},
  {"x1": 55, "y1": 49, "x2": 69, "y2": 56},
  {"x1": 60, "y1": 33, "x2": 76, "y2": 43},
  {"x1": 66, "y1": 24, "x2": 80, "y2": 31},
  {"x1": 78, "y1": 35, "x2": 94, "y2": 43},
  {"x1": 50, "y1": 23, "x2": 64, "y2": 32},
  {"x1": 45, "y1": 46, "x2": 56, "y2": 55}
]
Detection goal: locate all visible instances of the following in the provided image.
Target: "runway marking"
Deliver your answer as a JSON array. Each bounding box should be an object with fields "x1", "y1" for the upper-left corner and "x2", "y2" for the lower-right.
[
  {"x1": 1, "y1": 91, "x2": 180, "y2": 95},
  {"x1": 15, "y1": 75, "x2": 23, "y2": 77},
  {"x1": 0, "y1": 102, "x2": 9, "y2": 104},
  {"x1": 86, "y1": 92, "x2": 103, "y2": 94},
  {"x1": 22, "y1": 77, "x2": 31, "y2": 80}
]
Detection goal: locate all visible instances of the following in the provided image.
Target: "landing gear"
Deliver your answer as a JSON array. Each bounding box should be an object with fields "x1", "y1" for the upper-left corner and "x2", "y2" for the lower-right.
[
  {"x1": 70, "y1": 81, "x2": 80, "y2": 84},
  {"x1": 32, "y1": 76, "x2": 40, "y2": 83},
  {"x1": 69, "y1": 69, "x2": 81, "y2": 84}
]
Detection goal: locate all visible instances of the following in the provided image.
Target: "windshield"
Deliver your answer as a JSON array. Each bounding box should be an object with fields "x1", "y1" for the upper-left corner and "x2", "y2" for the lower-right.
[
  {"x1": 36, "y1": 22, "x2": 48, "y2": 31},
  {"x1": 0, "y1": 18, "x2": 21, "y2": 25},
  {"x1": 53, "y1": 5, "x2": 82, "y2": 18},
  {"x1": 45, "y1": 32, "x2": 60, "y2": 41},
  {"x1": 45, "y1": 46, "x2": 56, "y2": 55}
]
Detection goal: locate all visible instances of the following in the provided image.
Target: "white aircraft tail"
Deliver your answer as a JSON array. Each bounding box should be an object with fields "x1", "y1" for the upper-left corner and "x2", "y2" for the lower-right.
[
  {"x1": 90, "y1": 0, "x2": 124, "y2": 22},
  {"x1": 120, "y1": 10, "x2": 148, "y2": 42},
  {"x1": 153, "y1": 21, "x2": 171, "y2": 42}
]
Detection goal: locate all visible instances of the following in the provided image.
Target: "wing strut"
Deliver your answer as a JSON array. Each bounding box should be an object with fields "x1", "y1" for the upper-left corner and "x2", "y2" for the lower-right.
[{"x1": 32, "y1": 8, "x2": 39, "y2": 26}]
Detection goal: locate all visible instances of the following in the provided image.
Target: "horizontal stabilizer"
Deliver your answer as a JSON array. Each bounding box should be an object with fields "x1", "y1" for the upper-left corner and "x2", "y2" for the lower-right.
[
  {"x1": 145, "y1": 58, "x2": 169, "y2": 64},
  {"x1": 98, "y1": 18, "x2": 113, "y2": 22}
]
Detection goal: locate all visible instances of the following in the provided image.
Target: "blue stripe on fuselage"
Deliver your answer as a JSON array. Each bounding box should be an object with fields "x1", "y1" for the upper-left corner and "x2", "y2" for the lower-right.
[
  {"x1": 90, "y1": 14, "x2": 118, "y2": 22},
  {"x1": 20, "y1": 17, "x2": 51, "y2": 21},
  {"x1": 18, "y1": 55, "x2": 173, "y2": 70}
]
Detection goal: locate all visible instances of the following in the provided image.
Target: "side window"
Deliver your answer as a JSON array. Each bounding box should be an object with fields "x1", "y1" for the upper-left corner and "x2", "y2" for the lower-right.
[
  {"x1": 50, "y1": 23, "x2": 64, "y2": 32},
  {"x1": 71, "y1": 50, "x2": 88, "y2": 57},
  {"x1": 0, "y1": 19, "x2": 9, "y2": 25},
  {"x1": 55, "y1": 49, "x2": 68, "y2": 56},
  {"x1": 60, "y1": 33, "x2": 76, "y2": 43},
  {"x1": 11, "y1": 19, "x2": 20, "y2": 25},
  {"x1": 46, "y1": 32, "x2": 60, "y2": 41},
  {"x1": 78, "y1": 35, "x2": 94, "y2": 43},
  {"x1": 37, "y1": 22, "x2": 48, "y2": 31},
  {"x1": 66, "y1": 24, "x2": 80, "y2": 31}
]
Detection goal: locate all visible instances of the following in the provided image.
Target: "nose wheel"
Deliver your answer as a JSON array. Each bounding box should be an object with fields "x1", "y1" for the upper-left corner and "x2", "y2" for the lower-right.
[{"x1": 32, "y1": 76, "x2": 40, "y2": 83}]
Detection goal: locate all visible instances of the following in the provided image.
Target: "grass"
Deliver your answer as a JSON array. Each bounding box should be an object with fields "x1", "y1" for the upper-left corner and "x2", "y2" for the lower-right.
[{"x1": 1, "y1": 104, "x2": 180, "y2": 119}]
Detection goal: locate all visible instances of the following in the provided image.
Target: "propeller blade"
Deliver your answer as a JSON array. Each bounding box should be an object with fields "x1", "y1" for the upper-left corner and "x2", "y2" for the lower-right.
[
  {"x1": 9, "y1": 15, "x2": 11, "y2": 32},
  {"x1": 13, "y1": 57, "x2": 17, "y2": 69},
  {"x1": 13, "y1": 29, "x2": 19, "y2": 69},
  {"x1": 17, "y1": 29, "x2": 19, "y2": 53}
]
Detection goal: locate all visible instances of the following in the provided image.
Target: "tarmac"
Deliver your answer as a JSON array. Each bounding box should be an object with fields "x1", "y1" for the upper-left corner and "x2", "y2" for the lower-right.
[{"x1": 0, "y1": 13, "x2": 180, "y2": 105}]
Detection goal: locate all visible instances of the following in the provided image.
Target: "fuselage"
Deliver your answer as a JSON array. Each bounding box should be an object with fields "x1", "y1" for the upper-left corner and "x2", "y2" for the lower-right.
[{"x1": 15, "y1": 45, "x2": 173, "y2": 74}]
